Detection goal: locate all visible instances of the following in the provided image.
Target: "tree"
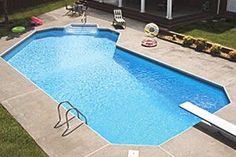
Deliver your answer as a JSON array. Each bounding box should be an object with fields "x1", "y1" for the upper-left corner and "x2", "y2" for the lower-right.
[{"x1": 1, "y1": 0, "x2": 8, "y2": 23}]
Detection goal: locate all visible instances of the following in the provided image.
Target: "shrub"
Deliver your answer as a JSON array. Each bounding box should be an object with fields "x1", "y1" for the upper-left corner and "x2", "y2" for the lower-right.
[
  {"x1": 210, "y1": 44, "x2": 222, "y2": 56},
  {"x1": 229, "y1": 50, "x2": 236, "y2": 61},
  {"x1": 183, "y1": 36, "x2": 194, "y2": 47},
  {"x1": 172, "y1": 35, "x2": 177, "y2": 41},
  {"x1": 195, "y1": 38, "x2": 207, "y2": 51}
]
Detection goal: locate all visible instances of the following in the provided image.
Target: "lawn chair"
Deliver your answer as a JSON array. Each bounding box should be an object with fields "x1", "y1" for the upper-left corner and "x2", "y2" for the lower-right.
[
  {"x1": 65, "y1": 3, "x2": 76, "y2": 15},
  {"x1": 65, "y1": 1, "x2": 88, "y2": 16},
  {"x1": 112, "y1": 9, "x2": 126, "y2": 29}
]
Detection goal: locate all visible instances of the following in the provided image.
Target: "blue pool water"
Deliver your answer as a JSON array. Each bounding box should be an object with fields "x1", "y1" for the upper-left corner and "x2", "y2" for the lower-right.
[{"x1": 3, "y1": 27, "x2": 229, "y2": 145}]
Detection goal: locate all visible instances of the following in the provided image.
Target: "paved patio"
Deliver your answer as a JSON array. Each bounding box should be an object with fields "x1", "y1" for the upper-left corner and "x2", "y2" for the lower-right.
[{"x1": 0, "y1": 7, "x2": 236, "y2": 157}]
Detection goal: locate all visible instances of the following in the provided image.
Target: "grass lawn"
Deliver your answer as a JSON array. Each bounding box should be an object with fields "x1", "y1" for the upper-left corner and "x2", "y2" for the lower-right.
[
  {"x1": 0, "y1": 0, "x2": 74, "y2": 37},
  {"x1": 173, "y1": 18, "x2": 236, "y2": 49},
  {"x1": 0, "y1": 104, "x2": 47, "y2": 157}
]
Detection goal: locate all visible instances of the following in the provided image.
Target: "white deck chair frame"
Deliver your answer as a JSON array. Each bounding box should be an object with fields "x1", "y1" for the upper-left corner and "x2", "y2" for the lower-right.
[{"x1": 113, "y1": 9, "x2": 126, "y2": 29}]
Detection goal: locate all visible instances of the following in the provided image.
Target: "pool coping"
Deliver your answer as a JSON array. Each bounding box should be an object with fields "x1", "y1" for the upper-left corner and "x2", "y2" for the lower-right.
[{"x1": 0, "y1": 22, "x2": 235, "y2": 157}]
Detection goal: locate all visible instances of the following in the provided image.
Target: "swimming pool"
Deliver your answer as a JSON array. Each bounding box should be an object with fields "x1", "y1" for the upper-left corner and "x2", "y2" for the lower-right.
[{"x1": 2, "y1": 25, "x2": 230, "y2": 145}]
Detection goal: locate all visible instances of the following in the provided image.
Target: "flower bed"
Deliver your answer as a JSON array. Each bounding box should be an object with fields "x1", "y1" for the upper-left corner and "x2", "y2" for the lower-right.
[{"x1": 158, "y1": 29, "x2": 236, "y2": 62}]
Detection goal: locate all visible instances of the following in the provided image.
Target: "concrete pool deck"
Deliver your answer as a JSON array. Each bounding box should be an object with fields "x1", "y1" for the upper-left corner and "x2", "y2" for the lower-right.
[{"x1": 0, "y1": 7, "x2": 236, "y2": 157}]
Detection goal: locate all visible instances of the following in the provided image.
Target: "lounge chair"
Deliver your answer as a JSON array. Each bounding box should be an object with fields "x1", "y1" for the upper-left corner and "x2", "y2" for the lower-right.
[
  {"x1": 113, "y1": 9, "x2": 126, "y2": 29},
  {"x1": 65, "y1": 3, "x2": 76, "y2": 15},
  {"x1": 180, "y1": 102, "x2": 236, "y2": 141},
  {"x1": 65, "y1": 1, "x2": 88, "y2": 16}
]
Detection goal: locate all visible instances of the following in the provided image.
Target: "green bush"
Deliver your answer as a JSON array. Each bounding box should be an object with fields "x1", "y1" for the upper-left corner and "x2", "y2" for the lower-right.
[
  {"x1": 183, "y1": 36, "x2": 194, "y2": 47},
  {"x1": 229, "y1": 50, "x2": 236, "y2": 60},
  {"x1": 195, "y1": 38, "x2": 207, "y2": 51},
  {"x1": 210, "y1": 44, "x2": 222, "y2": 55}
]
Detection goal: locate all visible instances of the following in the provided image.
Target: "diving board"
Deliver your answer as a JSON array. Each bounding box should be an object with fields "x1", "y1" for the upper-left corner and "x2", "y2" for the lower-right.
[{"x1": 180, "y1": 102, "x2": 236, "y2": 137}]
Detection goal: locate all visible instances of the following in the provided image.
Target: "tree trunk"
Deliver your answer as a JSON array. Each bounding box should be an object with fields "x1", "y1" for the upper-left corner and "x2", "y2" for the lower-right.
[{"x1": 2, "y1": 0, "x2": 9, "y2": 23}]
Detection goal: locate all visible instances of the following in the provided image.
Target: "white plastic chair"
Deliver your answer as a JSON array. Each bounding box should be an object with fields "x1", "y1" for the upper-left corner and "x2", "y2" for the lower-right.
[{"x1": 113, "y1": 9, "x2": 126, "y2": 29}]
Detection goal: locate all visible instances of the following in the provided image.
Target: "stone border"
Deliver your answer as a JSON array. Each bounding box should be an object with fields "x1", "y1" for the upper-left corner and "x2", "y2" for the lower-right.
[{"x1": 158, "y1": 30, "x2": 236, "y2": 62}]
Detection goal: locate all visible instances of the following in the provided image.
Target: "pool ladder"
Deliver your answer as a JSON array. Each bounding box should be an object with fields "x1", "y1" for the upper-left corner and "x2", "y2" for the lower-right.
[{"x1": 54, "y1": 101, "x2": 87, "y2": 136}]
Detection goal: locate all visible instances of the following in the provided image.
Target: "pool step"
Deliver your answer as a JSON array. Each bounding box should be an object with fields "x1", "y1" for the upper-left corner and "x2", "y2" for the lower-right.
[
  {"x1": 54, "y1": 101, "x2": 87, "y2": 136},
  {"x1": 64, "y1": 24, "x2": 98, "y2": 35}
]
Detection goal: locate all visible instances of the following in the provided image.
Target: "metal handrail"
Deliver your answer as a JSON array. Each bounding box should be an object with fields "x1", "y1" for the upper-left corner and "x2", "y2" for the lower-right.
[
  {"x1": 62, "y1": 107, "x2": 87, "y2": 136},
  {"x1": 54, "y1": 101, "x2": 87, "y2": 130}
]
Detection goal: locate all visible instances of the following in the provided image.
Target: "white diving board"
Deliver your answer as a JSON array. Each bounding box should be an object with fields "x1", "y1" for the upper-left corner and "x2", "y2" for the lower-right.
[{"x1": 180, "y1": 102, "x2": 236, "y2": 137}]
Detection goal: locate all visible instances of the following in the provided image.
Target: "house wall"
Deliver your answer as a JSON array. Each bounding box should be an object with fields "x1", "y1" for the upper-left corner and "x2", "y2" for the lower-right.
[{"x1": 227, "y1": 0, "x2": 236, "y2": 12}]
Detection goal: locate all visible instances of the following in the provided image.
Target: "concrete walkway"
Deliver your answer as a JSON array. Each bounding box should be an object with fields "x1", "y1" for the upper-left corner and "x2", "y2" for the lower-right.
[{"x1": 0, "y1": 7, "x2": 235, "y2": 157}]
